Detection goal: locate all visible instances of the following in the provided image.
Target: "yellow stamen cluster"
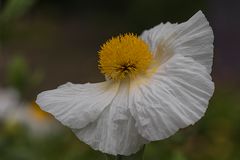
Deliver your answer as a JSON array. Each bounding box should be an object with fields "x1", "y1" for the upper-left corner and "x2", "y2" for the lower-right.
[{"x1": 98, "y1": 33, "x2": 153, "y2": 80}]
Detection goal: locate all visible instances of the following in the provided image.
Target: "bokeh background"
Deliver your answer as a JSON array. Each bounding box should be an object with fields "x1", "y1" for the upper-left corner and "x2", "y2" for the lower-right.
[{"x1": 0, "y1": 0, "x2": 240, "y2": 159}]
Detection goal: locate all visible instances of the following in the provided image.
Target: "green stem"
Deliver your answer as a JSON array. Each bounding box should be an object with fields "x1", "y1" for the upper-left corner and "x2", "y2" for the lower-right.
[{"x1": 105, "y1": 145, "x2": 145, "y2": 160}]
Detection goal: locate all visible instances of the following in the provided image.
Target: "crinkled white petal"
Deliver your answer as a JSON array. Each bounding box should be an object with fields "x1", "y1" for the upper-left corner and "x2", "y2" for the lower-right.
[
  {"x1": 36, "y1": 81, "x2": 147, "y2": 155},
  {"x1": 141, "y1": 11, "x2": 214, "y2": 73},
  {"x1": 36, "y1": 81, "x2": 119, "y2": 129},
  {"x1": 73, "y1": 81, "x2": 148, "y2": 156},
  {"x1": 129, "y1": 54, "x2": 214, "y2": 141}
]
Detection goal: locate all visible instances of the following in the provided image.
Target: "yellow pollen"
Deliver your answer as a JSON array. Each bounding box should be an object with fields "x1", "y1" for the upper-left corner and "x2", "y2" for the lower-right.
[{"x1": 98, "y1": 33, "x2": 153, "y2": 80}]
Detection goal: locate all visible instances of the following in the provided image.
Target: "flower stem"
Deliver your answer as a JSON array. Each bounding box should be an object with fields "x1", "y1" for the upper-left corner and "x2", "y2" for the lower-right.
[{"x1": 105, "y1": 145, "x2": 145, "y2": 160}]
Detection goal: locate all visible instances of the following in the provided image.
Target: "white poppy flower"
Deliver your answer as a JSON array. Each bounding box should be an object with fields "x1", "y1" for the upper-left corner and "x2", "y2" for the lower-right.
[
  {"x1": 36, "y1": 11, "x2": 214, "y2": 156},
  {"x1": 11, "y1": 102, "x2": 61, "y2": 136},
  {"x1": 0, "y1": 88, "x2": 19, "y2": 120}
]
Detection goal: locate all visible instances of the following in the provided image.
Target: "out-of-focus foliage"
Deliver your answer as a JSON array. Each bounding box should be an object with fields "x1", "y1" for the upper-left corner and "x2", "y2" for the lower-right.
[
  {"x1": 6, "y1": 55, "x2": 43, "y2": 96},
  {"x1": 0, "y1": 123, "x2": 105, "y2": 160},
  {"x1": 0, "y1": 0, "x2": 36, "y2": 42},
  {"x1": 0, "y1": 0, "x2": 42, "y2": 98},
  {"x1": 0, "y1": 0, "x2": 36, "y2": 22}
]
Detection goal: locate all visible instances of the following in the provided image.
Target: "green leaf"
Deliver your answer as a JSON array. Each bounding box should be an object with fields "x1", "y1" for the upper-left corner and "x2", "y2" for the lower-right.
[{"x1": 0, "y1": 0, "x2": 36, "y2": 22}]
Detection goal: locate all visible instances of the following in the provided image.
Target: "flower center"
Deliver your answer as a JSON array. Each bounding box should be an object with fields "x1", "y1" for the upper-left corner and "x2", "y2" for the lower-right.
[{"x1": 98, "y1": 33, "x2": 153, "y2": 80}]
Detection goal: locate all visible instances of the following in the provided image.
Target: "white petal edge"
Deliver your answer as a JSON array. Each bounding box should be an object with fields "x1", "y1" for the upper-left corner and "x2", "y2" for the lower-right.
[
  {"x1": 36, "y1": 81, "x2": 119, "y2": 129},
  {"x1": 129, "y1": 54, "x2": 214, "y2": 141},
  {"x1": 141, "y1": 10, "x2": 214, "y2": 73},
  {"x1": 72, "y1": 81, "x2": 148, "y2": 156}
]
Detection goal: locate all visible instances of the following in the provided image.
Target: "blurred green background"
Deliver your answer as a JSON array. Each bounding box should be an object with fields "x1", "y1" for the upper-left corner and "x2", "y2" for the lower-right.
[{"x1": 0, "y1": 0, "x2": 240, "y2": 159}]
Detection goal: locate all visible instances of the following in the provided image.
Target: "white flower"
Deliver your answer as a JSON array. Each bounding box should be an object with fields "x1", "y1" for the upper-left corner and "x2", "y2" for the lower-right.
[
  {"x1": 36, "y1": 11, "x2": 214, "y2": 156},
  {"x1": 0, "y1": 88, "x2": 59, "y2": 136},
  {"x1": 11, "y1": 102, "x2": 61, "y2": 136},
  {"x1": 0, "y1": 88, "x2": 19, "y2": 120}
]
